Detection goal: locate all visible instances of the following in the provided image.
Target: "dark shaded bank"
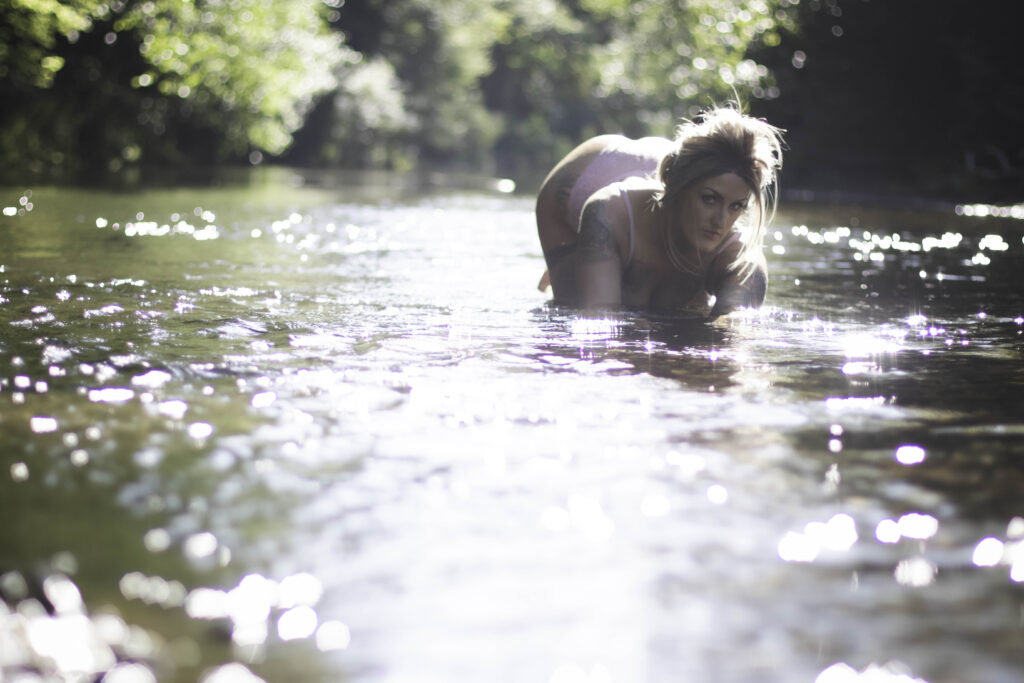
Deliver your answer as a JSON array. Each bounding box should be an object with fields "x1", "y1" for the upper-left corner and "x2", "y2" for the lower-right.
[{"x1": 748, "y1": 0, "x2": 1024, "y2": 205}]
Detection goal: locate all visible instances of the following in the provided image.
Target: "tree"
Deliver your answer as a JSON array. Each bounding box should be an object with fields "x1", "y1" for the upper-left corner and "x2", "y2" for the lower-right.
[
  {"x1": 0, "y1": 0, "x2": 347, "y2": 179},
  {"x1": 1, "y1": 0, "x2": 801, "y2": 180},
  {"x1": 291, "y1": 0, "x2": 508, "y2": 170},
  {"x1": 0, "y1": 0, "x2": 104, "y2": 87},
  {"x1": 479, "y1": 0, "x2": 796, "y2": 176},
  {"x1": 308, "y1": 0, "x2": 796, "y2": 176},
  {"x1": 749, "y1": 0, "x2": 1024, "y2": 202}
]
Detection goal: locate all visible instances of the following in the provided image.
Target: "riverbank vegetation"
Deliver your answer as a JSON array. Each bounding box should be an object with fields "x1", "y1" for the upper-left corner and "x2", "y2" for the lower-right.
[{"x1": 1, "y1": 0, "x2": 1021, "y2": 202}]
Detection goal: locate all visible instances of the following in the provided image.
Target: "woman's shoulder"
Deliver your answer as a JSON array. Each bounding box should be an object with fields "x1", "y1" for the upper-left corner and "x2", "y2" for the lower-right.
[
  {"x1": 621, "y1": 135, "x2": 675, "y2": 157},
  {"x1": 583, "y1": 178, "x2": 659, "y2": 211},
  {"x1": 573, "y1": 134, "x2": 629, "y2": 156},
  {"x1": 581, "y1": 134, "x2": 672, "y2": 153}
]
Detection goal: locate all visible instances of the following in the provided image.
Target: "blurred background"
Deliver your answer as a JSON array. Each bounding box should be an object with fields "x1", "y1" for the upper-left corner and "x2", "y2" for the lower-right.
[{"x1": 1, "y1": 0, "x2": 1022, "y2": 203}]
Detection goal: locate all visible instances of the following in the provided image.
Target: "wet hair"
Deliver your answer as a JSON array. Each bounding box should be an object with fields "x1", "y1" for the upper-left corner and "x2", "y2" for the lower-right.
[{"x1": 654, "y1": 105, "x2": 784, "y2": 278}]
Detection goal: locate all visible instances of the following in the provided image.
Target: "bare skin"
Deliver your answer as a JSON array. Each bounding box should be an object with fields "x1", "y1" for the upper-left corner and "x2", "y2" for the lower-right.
[{"x1": 535, "y1": 136, "x2": 767, "y2": 318}]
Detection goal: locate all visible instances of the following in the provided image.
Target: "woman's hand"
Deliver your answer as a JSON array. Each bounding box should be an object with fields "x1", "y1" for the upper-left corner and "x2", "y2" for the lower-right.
[{"x1": 708, "y1": 263, "x2": 767, "y2": 319}]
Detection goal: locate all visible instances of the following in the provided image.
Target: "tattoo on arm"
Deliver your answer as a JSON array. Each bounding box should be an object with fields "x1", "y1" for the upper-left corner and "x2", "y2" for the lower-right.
[
  {"x1": 554, "y1": 176, "x2": 576, "y2": 207},
  {"x1": 576, "y1": 202, "x2": 618, "y2": 264}
]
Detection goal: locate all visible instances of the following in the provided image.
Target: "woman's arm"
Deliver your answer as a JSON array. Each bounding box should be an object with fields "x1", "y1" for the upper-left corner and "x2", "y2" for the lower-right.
[
  {"x1": 575, "y1": 197, "x2": 625, "y2": 308},
  {"x1": 707, "y1": 248, "x2": 767, "y2": 319}
]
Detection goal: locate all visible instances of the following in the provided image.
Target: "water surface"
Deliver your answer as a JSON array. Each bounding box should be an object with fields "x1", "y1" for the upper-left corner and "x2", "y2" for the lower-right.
[{"x1": 2, "y1": 171, "x2": 1023, "y2": 683}]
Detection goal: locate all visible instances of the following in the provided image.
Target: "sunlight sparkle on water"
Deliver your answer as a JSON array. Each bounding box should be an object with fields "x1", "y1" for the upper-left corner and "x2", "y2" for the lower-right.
[
  {"x1": 278, "y1": 573, "x2": 323, "y2": 608},
  {"x1": 1007, "y1": 517, "x2": 1024, "y2": 538},
  {"x1": 841, "y1": 361, "x2": 874, "y2": 376},
  {"x1": 541, "y1": 505, "x2": 572, "y2": 532},
  {"x1": 978, "y1": 234, "x2": 1009, "y2": 251},
  {"x1": 842, "y1": 333, "x2": 902, "y2": 358},
  {"x1": 184, "y1": 587, "x2": 228, "y2": 619},
  {"x1": 88, "y1": 387, "x2": 135, "y2": 403},
  {"x1": 143, "y1": 528, "x2": 172, "y2": 553},
  {"x1": 119, "y1": 572, "x2": 186, "y2": 608},
  {"x1": 1012, "y1": 548, "x2": 1024, "y2": 583},
  {"x1": 816, "y1": 662, "x2": 931, "y2": 682},
  {"x1": 640, "y1": 494, "x2": 671, "y2": 517},
  {"x1": 895, "y1": 557, "x2": 937, "y2": 587},
  {"x1": 921, "y1": 232, "x2": 962, "y2": 252},
  {"x1": 875, "y1": 519, "x2": 901, "y2": 544},
  {"x1": 826, "y1": 396, "x2": 887, "y2": 410},
  {"x1": 251, "y1": 391, "x2": 277, "y2": 408},
  {"x1": 549, "y1": 663, "x2": 613, "y2": 683},
  {"x1": 895, "y1": 445, "x2": 926, "y2": 465},
  {"x1": 157, "y1": 399, "x2": 188, "y2": 419},
  {"x1": 131, "y1": 370, "x2": 171, "y2": 388},
  {"x1": 200, "y1": 663, "x2": 266, "y2": 683},
  {"x1": 10, "y1": 462, "x2": 29, "y2": 481},
  {"x1": 26, "y1": 613, "x2": 116, "y2": 676},
  {"x1": 778, "y1": 513, "x2": 858, "y2": 562},
  {"x1": 706, "y1": 484, "x2": 729, "y2": 504},
  {"x1": 43, "y1": 574, "x2": 83, "y2": 614},
  {"x1": 955, "y1": 202, "x2": 1024, "y2": 220},
  {"x1": 569, "y1": 317, "x2": 620, "y2": 342},
  {"x1": 567, "y1": 494, "x2": 615, "y2": 542},
  {"x1": 277, "y1": 606, "x2": 318, "y2": 641},
  {"x1": 187, "y1": 421, "x2": 214, "y2": 439},
  {"x1": 183, "y1": 532, "x2": 218, "y2": 559},
  {"x1": 29, "y1": 416, "x2": 59, "y2": 433},
  {"x1": 183, "y1": 571, "x2": 329, "y2": 649},
  {"x1": 315, "y1": 620, "x2": 351, "y2": 651},
  {"x1": 117, "y1": 218, "x2": 220, "y2": 241},
  {"x1": 227, "y1": 577, "x2": 276, "y2": 642},
  {"x1": 972, "y1": 537, "x2": 1004, "y2": 567},
  {"x1": 897, "y1": 513, "x2": 939, "y2": 540},
  {"x1": 778, "y1": 531, "x2": 818, "y2": 562},
  {"x1": 108, "y1": 663, "x2": 161, "y2": 683},
  {"x1": 103, "y1": 663, "x2": 158, "y2": 683}
]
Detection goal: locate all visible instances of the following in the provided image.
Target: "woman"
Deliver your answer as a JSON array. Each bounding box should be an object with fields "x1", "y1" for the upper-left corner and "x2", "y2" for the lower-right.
[{"x1": 535, "y1": 106, "x2": 783, "y2": 318}]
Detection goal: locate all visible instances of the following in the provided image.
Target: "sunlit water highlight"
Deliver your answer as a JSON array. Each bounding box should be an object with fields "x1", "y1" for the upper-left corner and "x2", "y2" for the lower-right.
[{"x1": 2, "y1": 171, "x2": 1024, "y2": 682}]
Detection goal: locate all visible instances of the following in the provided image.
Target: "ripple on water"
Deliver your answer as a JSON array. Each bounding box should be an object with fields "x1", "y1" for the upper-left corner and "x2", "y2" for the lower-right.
[{"x1": 3, "y1": 189, "x2": 1024, "y2": 682}]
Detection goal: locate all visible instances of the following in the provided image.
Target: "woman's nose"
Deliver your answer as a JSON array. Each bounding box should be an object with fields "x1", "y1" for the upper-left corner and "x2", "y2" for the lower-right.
[{"x1": 711, "y1": 206, "x2": 725, "y2": 228}]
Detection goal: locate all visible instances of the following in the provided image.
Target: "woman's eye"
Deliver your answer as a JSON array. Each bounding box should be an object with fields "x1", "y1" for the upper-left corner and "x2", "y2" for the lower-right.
[
  {"x1": 731, "y1": 202, "x2": 747, "y2": 211},
  {"x1": 701, "y1": 194, "x2": 716, "y2": 204}
]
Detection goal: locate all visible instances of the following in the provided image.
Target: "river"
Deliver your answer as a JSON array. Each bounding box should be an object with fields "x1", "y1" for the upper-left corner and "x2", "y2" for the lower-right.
[{"x1": 1, "y1": 169, "x2": 1023, "y2": 683}]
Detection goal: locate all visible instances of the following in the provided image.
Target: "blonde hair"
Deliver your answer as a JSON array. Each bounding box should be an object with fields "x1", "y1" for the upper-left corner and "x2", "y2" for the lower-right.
[{"x1": 654, "y1": 105, "x2": 784, "y2": 279}]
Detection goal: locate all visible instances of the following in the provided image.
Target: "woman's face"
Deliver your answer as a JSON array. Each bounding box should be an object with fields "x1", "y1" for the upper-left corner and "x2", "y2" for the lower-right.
[{"x1": 675, "y1": 172, "x2": 752, "y2": 254}]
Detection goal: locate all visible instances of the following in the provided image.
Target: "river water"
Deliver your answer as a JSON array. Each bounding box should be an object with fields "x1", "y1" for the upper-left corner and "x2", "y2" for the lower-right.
[{"x1": 1, "y1": 169, "x2": 1023, "y2": 683}]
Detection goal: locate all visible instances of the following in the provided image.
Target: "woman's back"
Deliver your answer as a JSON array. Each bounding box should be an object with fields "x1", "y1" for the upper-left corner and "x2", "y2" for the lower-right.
[{"x1": 564, "y1": 136, "x2": 674, "y2": 230}]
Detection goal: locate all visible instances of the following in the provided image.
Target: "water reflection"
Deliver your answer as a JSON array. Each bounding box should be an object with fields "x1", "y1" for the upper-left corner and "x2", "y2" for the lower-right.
[{"x1": 3, "y1": 182, "x2": 1024, "y2": 682}]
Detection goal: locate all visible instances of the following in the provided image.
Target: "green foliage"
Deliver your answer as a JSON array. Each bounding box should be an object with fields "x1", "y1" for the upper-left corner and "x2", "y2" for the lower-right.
[
  {"x1": 324, "y1": 57, "x2": 415, "y2": 168},
  {"x1": 0, "y1": 0, "x2": 105, "y2": 86},
  {"x1": 318, "y1": 0, "x2": 796, "y2": 174},
  {"x1": 589, "y1": 0, "x2": 795, "y2": 122},
  {"x1": 311, "y1": 0, "x2": 508, "y2": 169},
  {"x1": 477, "y1": 0, "x2": 795, "y2": 174},
  {"x1": 114, "y1": 0, "x2": 346, "y2": 156},
  {"x1": 0, "y1": 0, "x2": 346, "y2": 178},
  {"x1": 0, "y1": 0, "x2": 798, "y2": 179}
]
